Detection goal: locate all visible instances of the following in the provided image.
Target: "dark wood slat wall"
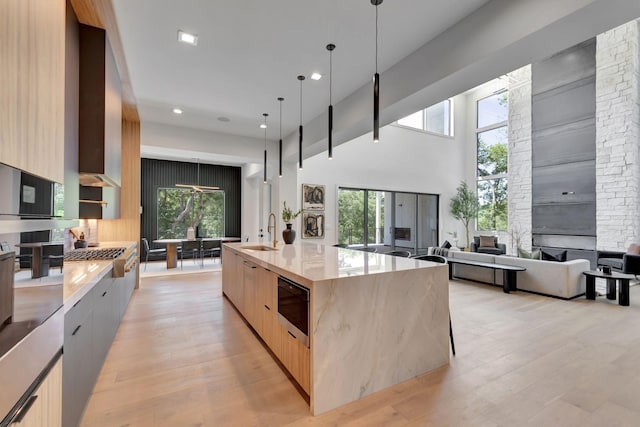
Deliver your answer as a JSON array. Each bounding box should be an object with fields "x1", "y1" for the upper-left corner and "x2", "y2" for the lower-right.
[{"x1": 140, "y1": 159, "x2": 241, "y2": 243}]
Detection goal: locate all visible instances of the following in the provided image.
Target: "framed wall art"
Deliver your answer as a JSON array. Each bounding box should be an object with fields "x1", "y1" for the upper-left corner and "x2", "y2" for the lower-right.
[
  {"x1": 302, "y1": 212, "x2": 325, "y2": 239},
  {"x1": 302, "y1": 184, "x2": 325, "y2": 211}
]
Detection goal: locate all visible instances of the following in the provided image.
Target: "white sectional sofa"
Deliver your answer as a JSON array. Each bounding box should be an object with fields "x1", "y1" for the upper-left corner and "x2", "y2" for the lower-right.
[{"x1": 447, "y1": 250, "x2": 589, "y2": 299}]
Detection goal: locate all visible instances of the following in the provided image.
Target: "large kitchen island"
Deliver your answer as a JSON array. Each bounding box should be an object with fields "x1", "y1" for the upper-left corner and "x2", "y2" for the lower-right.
[{"x1": 222, "y1": 241, "x2": 450, "y2": 415}]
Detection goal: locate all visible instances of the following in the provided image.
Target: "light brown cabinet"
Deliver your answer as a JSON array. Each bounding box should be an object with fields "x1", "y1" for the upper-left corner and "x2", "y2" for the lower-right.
[
  {"x1": 221, "y1": 248, "x2": 310, "y2": 394},
  {"x1": 0, "y1": 0, "x2": 65, "y2": 183},
  {"x1": 11, "y1": 357, "x2": 62, "y2": 427}
]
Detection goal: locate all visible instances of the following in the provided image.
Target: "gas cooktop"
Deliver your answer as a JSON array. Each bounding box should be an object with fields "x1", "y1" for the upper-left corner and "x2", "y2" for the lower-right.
[{"x1": 64, "y1": 247, "x2": 126, "y2": 261}]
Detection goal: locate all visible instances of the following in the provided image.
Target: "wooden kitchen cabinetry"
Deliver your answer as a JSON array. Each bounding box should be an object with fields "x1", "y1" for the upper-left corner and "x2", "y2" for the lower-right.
[
  {"x1": 11, "y1": 356, "x2": 63, "y2": 427},
  {"x1": 221, "y1": 247, "x2": 310, "y2": 394},
  {"x1": 0, "y1": 0, "x2": 65, "y2": 183}
]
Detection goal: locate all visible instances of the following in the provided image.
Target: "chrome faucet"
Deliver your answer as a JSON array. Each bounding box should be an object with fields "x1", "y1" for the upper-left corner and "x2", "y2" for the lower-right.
[{"x1": 267, "y1": 213, "x2": 278, "y2": 248}]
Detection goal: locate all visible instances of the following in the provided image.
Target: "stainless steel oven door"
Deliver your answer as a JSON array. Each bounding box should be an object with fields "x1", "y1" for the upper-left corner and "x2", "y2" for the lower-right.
[{"x1": 276, "y1": 276, "x2": 309, "y2": 347}]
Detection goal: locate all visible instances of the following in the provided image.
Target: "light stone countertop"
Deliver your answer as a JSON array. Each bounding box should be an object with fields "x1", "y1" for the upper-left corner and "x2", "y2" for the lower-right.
[
  {"x1": 224, "y1": 241, "x2": 443, "y2": 288},
  {"x1": 63, "y1": 241, "x2": 136, "y2": 313}
]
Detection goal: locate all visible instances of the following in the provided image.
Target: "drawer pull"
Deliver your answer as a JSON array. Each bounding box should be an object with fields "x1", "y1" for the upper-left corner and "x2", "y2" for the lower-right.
[
  {"x1": 72, "y1": 325, "x2": 82, "y2": 336},
  {"x1": 264, "y1": 305, "x2": 270, "y2": 311},
  {"x1": 72, "y1": 299, "x2": 81, "y2": 308},
  {"x1": 11, "y1": 395, "x2": 38, "y2": 424},
  {"x1": 288, "y1": 331, "x2": 296, "y2": 339},
  {"x1": 102, "y1": 291, "x2": 107, "y2": 297}
]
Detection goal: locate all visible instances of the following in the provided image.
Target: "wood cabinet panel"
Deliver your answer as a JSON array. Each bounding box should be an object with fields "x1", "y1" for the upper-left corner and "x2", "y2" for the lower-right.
[
  {"x1": 0, "y1": 0, "x2": 65, "y2": 183},
  {"x1": 13, "y1": 357, "x2": 62, "y2": 427},
  {"x1": 258, "y1": 269, "x2": 277, "y2": 350},
  {"x1": 221, "y1": 250, "x2": 310, "y2": 394}
]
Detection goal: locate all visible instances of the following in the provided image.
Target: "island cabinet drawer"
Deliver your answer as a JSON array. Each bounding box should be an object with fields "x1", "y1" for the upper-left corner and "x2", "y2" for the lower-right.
[
  {"x1": 65, "y1": 283, "x2": 99, "y2": 332},
  {"x1": 274, "y1": 322, "x2": 310, "y2": 394}
]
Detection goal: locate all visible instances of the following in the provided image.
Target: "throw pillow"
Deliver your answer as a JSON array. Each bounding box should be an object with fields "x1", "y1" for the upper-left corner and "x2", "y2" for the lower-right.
[
  {"x1": 479, "y1": 235, "x2": 496, "y2": 248},
  {"x1": 627, "y1": 244, "x2": 640, "y2": 255},
  {"x1": 441, "y1": 240, "x2": 452, "y2": 249},
  {"x1": 518, "y1": 247, "x2": 541, "y2": 260},
  {"x1": 541, "y1": 250, "x2": 567, "y2": 262}
]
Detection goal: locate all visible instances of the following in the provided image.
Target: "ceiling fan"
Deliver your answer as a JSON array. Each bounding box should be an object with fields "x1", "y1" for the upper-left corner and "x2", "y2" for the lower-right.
[{"x1": 175, "y1": 160, "x2": 220, "y2": 193}]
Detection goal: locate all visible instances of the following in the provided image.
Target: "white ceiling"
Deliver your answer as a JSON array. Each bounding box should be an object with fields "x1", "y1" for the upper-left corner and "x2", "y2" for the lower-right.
[{"x1": 112, "y1": 0, "x2": 491, "y2": 142}]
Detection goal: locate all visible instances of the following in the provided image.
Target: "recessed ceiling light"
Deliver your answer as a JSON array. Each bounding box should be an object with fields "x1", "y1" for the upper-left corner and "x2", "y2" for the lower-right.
[
  {"x1": 173, "y1": 108, "x2": 183, "y2": 114},
  {"x1": 178, "y1": 30, "x2": 198, "y2": 46},
  {"x1": 259, "y1": 124, "x2": 267, "y2": 129},
  {"x1": 310, "y1": 72, "x2": 322, "y2": 80},
  {"x1": 217, "y1": 116, "x2": 230, "y2": 122}
]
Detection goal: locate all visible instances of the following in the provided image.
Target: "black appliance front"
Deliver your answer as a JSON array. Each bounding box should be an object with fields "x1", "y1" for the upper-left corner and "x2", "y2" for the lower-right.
[{"x1": 277, "y1": 276, "x2": 309, "y2": 345}]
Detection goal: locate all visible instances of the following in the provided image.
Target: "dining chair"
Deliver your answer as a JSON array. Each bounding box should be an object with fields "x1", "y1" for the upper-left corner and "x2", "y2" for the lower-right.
[
  {"x1": 42, "y1": 244, "x2": 64, "y2": 273},
  {"x1": 201, "y1": 240, "x2": 221, "y2": 265},
  {"x1": 180, "y1": 240, "x2": 201, "y2": 269},
  {"x1": 142, "y1": 238, "x2": 166, "y2": 271},
  {"x1": 412, "y1": 254, "x2": 455, "y2": 356}
]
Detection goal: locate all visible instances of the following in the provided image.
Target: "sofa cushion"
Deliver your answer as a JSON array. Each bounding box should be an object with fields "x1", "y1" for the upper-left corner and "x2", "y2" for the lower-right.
[
  {"x1": 478, "y1": 247, "x2": 504, "y2": 255},
  {"x1": 541, "y1": 249, "x2": 567, "y2": 262},
  {"x1": 441, "y1": 240, "x2": 452, "y2": 249},
  {"x1": 627, "y1": 244, "x2": 640, "y2": 255},
  {"x1": 479, "y1": 235, "x2": 496, "y2": 248},
  {"x1": 518, "y1": 247, "x2": 541, "y2": 259},
  {"x1": 598, "y1": 257, "x2": 624, "y2": 270}
]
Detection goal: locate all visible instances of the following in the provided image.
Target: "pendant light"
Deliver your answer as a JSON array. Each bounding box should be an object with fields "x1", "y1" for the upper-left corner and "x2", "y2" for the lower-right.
[
  {"x1": 297, "y1": 75, "x2": 305, "y2": 169},
  {"x1": 327, "y1": 43, "x2": 336, "y2": 159},
  {"x1": 278, "y1": 97, "x2": 284, "y2": 177},
  {"x1": 262, "y1": 113, "x2": 268, "y2": 184},
  {"x1": 372, "y1": 0, "x2": 383, "y2": 143}
]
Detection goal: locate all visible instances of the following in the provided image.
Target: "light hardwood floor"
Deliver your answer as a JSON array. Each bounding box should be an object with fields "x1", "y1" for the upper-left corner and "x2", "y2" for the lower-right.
[{"x1": 82, "y1": 272, "x2": 640, "y2": 426}]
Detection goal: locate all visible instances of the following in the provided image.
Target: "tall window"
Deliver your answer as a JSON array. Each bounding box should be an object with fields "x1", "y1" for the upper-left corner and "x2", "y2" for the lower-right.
[
  {"x1": 157, "y1": 188, "x2": 225, "y2": 239},
  {"x1": 477, "y1": 91, "x2": 508, "y2": 231},
  {"x1": 396, "y1": 99, "x2": 453, "y2": 136}
]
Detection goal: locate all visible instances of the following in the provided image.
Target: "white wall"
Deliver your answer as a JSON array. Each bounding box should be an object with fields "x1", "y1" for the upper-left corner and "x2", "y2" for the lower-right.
[{"x1": 297, "y1": 94, "x2": 468, "y2": 246}]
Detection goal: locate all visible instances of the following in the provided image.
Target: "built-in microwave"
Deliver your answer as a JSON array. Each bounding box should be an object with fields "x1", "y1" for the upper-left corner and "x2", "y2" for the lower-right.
[{"x1": 277, "y1": 276, "x2": 309, "y2": 348}]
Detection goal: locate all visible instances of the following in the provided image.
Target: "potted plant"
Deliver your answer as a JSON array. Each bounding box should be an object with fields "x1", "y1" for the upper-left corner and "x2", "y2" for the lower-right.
[
  {"x1": 281, "y1": 201, "x2": 303, "y2": 244},
  {"x1": 449, "y1": 181, "x2": 478, "y2": 250}
]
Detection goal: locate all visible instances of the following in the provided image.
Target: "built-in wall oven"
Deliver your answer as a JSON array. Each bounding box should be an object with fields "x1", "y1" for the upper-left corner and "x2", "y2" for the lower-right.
[{"x1": 277, "y1": 276, "x2": 309, "y2": 347}]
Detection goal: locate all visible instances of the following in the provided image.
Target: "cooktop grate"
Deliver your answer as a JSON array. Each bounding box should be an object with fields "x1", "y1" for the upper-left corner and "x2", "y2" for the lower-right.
[{"x1": 64, "y1": 247, "x2": 126, "y2": 261}]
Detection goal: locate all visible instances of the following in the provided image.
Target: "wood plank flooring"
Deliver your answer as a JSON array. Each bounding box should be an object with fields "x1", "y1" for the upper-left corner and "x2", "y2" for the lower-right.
[{"x1": 82, "y1": 272, "x2": 640, "y2": 426}]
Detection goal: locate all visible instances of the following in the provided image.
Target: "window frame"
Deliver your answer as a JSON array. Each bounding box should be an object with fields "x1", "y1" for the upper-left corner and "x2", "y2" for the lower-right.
[
  {"x1": 394, "y1": 99, "x2": 454, "y2": 138},
  {"x1": 475, "y1": 90, "x2": 508, "y2": 232}
]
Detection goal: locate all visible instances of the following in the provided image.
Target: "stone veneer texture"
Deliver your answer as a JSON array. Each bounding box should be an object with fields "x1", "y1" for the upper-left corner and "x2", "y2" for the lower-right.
[
  {"x1": 595, "y1": 20, "x2": 640, "y2": 251},
  {"x1": 508, "y1": 65, "x2": 533, "y2": 252}
]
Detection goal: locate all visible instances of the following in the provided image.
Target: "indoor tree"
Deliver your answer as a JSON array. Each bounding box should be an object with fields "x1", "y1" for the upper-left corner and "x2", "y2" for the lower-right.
[{"x1": 450, "y1": 181, "x2": 478, "y2": 249}]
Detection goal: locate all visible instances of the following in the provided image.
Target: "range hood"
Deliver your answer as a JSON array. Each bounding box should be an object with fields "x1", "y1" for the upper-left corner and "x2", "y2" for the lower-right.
[
  {"x1": 78, "y1": 173, "x2": 119, "y2": 188},
  {"x1": 77, "y1": 24, "x2": 122, "y2": 219}
]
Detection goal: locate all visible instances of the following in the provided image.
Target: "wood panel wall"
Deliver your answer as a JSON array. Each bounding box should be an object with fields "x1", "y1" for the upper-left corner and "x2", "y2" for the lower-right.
[{"x1": 0, "y1": 0, "x2": 65, "y2": 183}]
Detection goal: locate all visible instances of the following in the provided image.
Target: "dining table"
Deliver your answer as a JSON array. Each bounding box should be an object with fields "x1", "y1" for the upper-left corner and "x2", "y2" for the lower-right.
[
  {"x1": 14, "y1": 242, "x2": 65, "y2": 279},
  {"x1": 152, "y1": 237, "x2": 241, "y2": 269}
]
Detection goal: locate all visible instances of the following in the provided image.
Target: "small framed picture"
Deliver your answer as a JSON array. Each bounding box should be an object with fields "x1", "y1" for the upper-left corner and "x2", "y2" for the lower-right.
[
  {"x1": 302, "y1": 184, "x2": 325, "y2": 211},
  {"x1": 302, "y1": 212, "x2": 325, "y2": 239}
]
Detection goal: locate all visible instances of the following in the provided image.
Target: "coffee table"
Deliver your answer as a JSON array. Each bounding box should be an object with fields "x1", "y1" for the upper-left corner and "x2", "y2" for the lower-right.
[{"x1": 582, "y1": 270, "x2": 632, "y2": 306}]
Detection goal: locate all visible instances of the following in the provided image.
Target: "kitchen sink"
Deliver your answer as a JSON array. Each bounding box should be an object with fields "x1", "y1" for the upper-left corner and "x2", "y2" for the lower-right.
[{"x1": 242, "y1": 245, "x2": 278, "y2": 251}]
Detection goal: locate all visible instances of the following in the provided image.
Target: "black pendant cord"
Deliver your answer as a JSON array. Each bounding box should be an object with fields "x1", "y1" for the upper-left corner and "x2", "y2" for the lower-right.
[
  {"x1": 372, "y1": 0, "x2": 382, "y2": 143},
  {"x1": 327, "y1": 43, "x2": 335, "y2": 159},
  {"x1": 263, "y1": 113, "x2": 268, "y2": 183},
  {"x1": 298, "y1": 75, "x2": 305, "y2": 170},
  {"x1": 278, "y1": 97, "x2": 284, "y2": 177}
]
